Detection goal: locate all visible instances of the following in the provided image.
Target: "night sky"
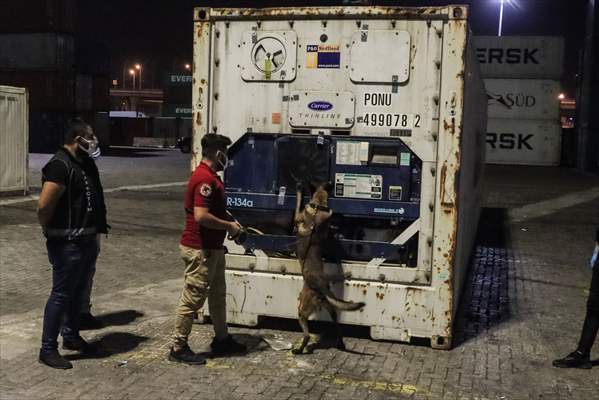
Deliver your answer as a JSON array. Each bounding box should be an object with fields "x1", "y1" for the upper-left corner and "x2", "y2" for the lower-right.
[{"x1": 77, "y1": 0, "x2": 588, "y2": 93}]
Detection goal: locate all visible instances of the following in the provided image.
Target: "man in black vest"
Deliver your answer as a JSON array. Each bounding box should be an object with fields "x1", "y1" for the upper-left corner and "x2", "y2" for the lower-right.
[{"x1": 37, "y1": 119, "x2": 108, "y2": 369}]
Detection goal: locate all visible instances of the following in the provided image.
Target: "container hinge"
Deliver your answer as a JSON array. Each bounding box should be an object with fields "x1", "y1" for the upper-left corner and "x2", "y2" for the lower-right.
[
  {"x1": 391, "y1": 75, "x2": 399, "y2": 93},
  {"x1": 361, "y1": 24, "x2": 369, "y2": 42},
  {"x1": 251, "y1": 27, "x2": 258, "y2": 44}
]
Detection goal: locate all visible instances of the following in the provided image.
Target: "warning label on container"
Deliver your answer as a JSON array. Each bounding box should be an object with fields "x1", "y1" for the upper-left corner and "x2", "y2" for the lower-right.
[
  {"x1": 306, "y1": 44, "x2": 341, "y2": 69},
  {"x1": 335, "y1": 173, "x2": 382, "y2": 200}
]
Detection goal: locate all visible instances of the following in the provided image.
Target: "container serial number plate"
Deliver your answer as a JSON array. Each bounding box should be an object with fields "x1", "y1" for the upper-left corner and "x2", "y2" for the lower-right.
[{"x1": 359, "y1": 113, "x2": 422, "y2": 129}]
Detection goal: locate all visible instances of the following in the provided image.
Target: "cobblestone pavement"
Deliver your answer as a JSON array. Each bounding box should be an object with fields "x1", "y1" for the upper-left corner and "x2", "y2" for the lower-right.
[{"x1": 1, "y1": 163, "x2": 598, "y2": 400}]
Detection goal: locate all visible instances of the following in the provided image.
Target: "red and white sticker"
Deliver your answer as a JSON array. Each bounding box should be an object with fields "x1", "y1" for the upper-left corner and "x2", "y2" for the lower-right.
[{"x1": 199, "y1": 183, "x2": 212, "y2": 197}]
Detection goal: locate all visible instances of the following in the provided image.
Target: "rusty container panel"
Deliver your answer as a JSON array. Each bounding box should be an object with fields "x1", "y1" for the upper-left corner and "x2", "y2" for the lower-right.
[
  {"x1": 193, "y1": 5, "x2": 486, "y2": 348},
  {"x1": 453, "y1": 38, "x2": 487, "y2": 315},
  {"x1": 0, "y1": 86, "x2": 28, "y2": 194}
]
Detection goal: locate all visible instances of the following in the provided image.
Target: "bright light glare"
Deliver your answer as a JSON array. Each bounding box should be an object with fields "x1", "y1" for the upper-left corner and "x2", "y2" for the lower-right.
[
  {"x1": 497, "y1": 0, "x2": 523, "y2": 36},
  {"x1": 129, "y1": 69, "x2": 135, "y2": 75},
  {"x1": 558, "y1": 93, "x2": 565, "y2": 100},
  {"x1": 507, "y1": 0, "x2": 523, "y2": 10},
  {"x1": 135, "y1": 64, "x2": 141, "y2": 70},
  {"x1": 498, "y1": 0, "x2": 504, "y2": 36}
]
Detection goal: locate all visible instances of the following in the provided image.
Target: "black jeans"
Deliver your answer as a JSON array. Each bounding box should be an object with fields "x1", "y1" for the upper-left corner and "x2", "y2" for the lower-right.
[
  {"x1": 41, "y1": 238, "x2": 98, "y2": 352},
  {"x1": 577, "y1": 260, "x2": 599, "y2": 355}
]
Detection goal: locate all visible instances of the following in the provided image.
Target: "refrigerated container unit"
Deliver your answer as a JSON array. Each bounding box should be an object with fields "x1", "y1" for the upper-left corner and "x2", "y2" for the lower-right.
[{"x1": 192, "y1": 5, "x2": 487, "y2": 348}]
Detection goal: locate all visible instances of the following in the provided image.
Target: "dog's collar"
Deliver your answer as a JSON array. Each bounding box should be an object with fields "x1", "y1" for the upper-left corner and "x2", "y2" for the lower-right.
[{"x1": 308, "y1": 203, "x2": 330, "y2": 213}]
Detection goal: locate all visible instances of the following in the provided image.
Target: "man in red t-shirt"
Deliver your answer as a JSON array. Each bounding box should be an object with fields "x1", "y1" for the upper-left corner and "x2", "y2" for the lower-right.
[{"x1": 169, "y1": 133, "x2": 246, "y2": 365}]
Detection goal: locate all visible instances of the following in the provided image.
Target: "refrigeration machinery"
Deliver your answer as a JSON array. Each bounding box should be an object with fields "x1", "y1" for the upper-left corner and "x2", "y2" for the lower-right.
[{"x1": 192, "y1": 5, "x2": 487, "y2": 348}]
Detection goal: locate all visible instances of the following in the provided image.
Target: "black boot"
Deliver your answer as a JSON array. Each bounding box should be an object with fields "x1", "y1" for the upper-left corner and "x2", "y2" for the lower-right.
[
  {"x1": 39, "y1": 349, "x2": 73, "y2": 369},
  {"x1": 79, "y1": 313, "x2": 103, "y2": 330},
  {"x1": 552, "y1": 351, "x2": 592, "y2": 369},
  {"x1": 210, "y1": 335, "x2": 247, "y2": 356},
  {"x1": 168, "y1": 345, "x2": 206, "y2": 365},
  {"x1": 63, "y1": 336, "x2": 97, "y2": 355}
]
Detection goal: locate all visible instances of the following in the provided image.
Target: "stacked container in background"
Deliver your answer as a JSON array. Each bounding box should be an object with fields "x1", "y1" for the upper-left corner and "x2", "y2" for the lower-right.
[
  {"x1": 0, "y1": 0, "x2": 110, "y2": 153},
  {"x1": 0, "y1": 0, "x2": 76, "y2": 152},
  {"x1": 475, "y1": 36, "x2": 565, "y2": 166}
]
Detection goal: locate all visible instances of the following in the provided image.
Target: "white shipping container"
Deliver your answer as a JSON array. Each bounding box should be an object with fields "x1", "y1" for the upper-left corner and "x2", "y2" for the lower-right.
[
  {"x1": 485, "y1": 79, "x2": 561, "y2": 120},
  {"x1": 486, "y1": 119, "x2": 561, "y2": 166},
  {"x1": 474, "y1": 36, "x2": 564, "y2": 79},
  {"x1": 193, "y1": 5, "x2": 487, "y2": 348},
  {"x1": 0, "y1": 33, "x2": 74, "y2": 71},
  {"x1": 0, "y1": 86, "x2": 29, "y2": 194}
]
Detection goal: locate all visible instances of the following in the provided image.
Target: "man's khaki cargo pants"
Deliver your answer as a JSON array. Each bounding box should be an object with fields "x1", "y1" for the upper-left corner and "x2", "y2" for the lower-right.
[{"x1": 173, "y1": 245, "x2": 228, "y2": 350}]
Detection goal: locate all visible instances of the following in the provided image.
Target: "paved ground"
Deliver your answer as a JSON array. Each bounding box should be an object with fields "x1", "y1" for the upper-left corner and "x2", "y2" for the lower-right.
[
  {"x1": 27, "y1": 148, "x2": 191, "y2": 192},
  {"x1": 1, "y1": 152, "x2": 598, "y2": 400}
]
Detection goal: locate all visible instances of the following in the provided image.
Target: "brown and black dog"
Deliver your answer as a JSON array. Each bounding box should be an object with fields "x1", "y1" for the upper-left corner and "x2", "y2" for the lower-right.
[{"x1": 292, "y1": 183, "x2": 366, "y2": 354}]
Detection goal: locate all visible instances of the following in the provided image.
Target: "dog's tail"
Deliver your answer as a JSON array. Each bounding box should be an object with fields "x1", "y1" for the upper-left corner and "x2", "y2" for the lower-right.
[{"x1": 324, "y1": 293, "x2": 366, "y2": 311}]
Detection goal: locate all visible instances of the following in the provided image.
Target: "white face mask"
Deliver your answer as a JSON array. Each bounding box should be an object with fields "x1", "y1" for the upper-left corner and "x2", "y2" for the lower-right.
[
  {"x1": 77, "y1": 136, "x2": 101, "y2": 159},
  {"x1": 216, "y1": 150, "x2": 229, "y2": 170}
]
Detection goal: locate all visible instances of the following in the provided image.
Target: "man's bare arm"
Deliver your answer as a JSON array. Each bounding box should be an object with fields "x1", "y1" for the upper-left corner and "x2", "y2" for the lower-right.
[
  {"x1": 37, "y1": 182, "x2": 65, "y2": 226},
  {"x1": 194, "y1": 207, "x2": 240, "y2": 236}
]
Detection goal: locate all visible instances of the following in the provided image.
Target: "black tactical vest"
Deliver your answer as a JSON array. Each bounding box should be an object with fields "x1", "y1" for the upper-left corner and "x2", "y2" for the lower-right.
[{"x1": 43, "y1": 148, "x2": 107, "y2": 241}]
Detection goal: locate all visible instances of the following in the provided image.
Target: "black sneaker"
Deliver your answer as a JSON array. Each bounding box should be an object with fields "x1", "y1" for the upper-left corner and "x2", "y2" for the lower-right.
[
  {"x1": 210, "y1": 335, "x2": 247, "y2": 356},
  {"x1": 168, "y1": 345, "x2": 207, "y2": 365},
  {"x1": 552, "y1": 351, "x2": 592, "y2": 369},
  {"x1": 79, "y1": 313, "x2": 103, "y2": 330},
  {"x1": 63, "y1": 336, "x2": 97, "y2": 354},
  {"x1": 39, "y1": 349, "x2": 73, "y2": 369}
]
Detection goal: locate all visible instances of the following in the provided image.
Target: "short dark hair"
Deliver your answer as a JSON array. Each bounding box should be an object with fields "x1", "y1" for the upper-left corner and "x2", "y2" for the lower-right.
[
  {"x1": 64, "y1": 118, "x2": 92, "y2": 144},
  {"x1": 201, "y1": 134, "x2": 232, "y2": 156}
]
